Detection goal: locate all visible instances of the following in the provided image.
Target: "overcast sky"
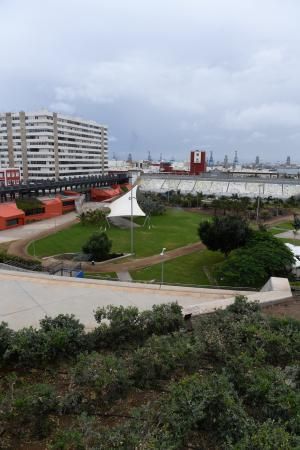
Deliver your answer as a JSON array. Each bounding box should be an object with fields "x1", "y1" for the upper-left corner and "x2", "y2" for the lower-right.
[{"x1": 1, "y1": 0, "x2": 300, "y2": 163}]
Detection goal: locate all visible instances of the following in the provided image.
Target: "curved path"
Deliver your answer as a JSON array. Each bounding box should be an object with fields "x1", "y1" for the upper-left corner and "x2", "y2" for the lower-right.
[
  {"x1": 41, "y1": 241, "x2": 206, "y2": 273},
  {"x1": 4, "y1": 209, "x2": 291, "y2": 275},
  {"x1": 88, "y1": 241, "x2": 205, "y2": 272},
  {"x1": 2, "y1": 213, "x2": 205, "y2": 273}
]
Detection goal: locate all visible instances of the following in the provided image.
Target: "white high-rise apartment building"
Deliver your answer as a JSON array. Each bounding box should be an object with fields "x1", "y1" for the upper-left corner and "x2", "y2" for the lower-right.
[{"x1": 0, "y1": 110, "x2": 108, "y2": 181}]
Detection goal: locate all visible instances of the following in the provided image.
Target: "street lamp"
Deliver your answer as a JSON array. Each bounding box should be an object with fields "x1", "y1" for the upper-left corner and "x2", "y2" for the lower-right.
[
  {"x1": 129, "y1": 189, "x2": 136, "y2": 255},
  {"x1": 160, "y1": 248, "x2": 166, "y2": 284}
]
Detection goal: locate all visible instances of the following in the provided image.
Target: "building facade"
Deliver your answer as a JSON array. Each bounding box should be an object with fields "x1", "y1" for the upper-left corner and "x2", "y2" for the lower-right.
[
  {"x1": 0, "y1": 167, "x2": 21, "y2": 186},
  {"x1": 190, "y1": 150, "x2": 206, "y2": 175},
  {"x1": 0, "y1": 111, "x2": 108, "y2": 181}
]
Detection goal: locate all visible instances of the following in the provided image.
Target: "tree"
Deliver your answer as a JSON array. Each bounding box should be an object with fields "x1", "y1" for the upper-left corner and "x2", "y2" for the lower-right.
[
  {"x1": 137, "y1": 192, "x2": 166, "y2": 216},
  {"x1": 82, "y1": 232, "x2": 112, "y2": 261},
  {"x1": 78, "y1": 209, "x2": 108, "y2": 226},
  {"x1": 198, "y1": 216, "x2": 252, "y2": 256},
  {"x1": 293, "y1": 214, "x2": 300, "y2": 232},
  {"x1": 216, "y1": 231, "x2": 295, "y2": 288}
]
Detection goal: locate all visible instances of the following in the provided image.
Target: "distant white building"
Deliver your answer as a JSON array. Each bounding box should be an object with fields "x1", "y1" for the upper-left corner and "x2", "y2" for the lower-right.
[{"x1": 0, "y1": 111, "x2": 108, "y2": 181}]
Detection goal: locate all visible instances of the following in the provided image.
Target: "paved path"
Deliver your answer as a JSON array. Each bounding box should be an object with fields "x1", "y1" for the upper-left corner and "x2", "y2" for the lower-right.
[
  {"x1": 0, "y1": 202, "x2": 108, "y2": 260},
  {"x1": 109, "y1": 216, "x2": 140, "y2": 229},
  {"x1": 265, "y1": 215, "x2": 293, "y2": 226},
  {"x1": 0, "y1": 269, "x2": 291, "y2": 330},
  {"x1": 0, "y1": 268, "x2": 255, "y2": 330},
  {"x1": 117, "y1": 271, "x2": 132, "y2": 281},
  {"x1": 0, "y1": 212, "x2": 78, "y2": 245},
  {"x1": 275, "y1": 230, "x2": 300, "y2": 240},
  {"x1": 79, "y1": 242, "x2": 205, "y2": 273}
]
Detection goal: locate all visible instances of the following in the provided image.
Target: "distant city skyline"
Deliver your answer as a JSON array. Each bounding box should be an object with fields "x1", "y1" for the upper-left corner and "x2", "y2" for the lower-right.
[{"x1": 1, "y1": 0, "x2": 300, "y2": 162}]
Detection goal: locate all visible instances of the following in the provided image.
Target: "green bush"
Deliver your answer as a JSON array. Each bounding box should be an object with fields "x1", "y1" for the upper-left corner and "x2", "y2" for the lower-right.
[
  {"x1": 216, "y1": 232, "x2": 295, "y2": 288},
  {"x1": 141, "y1": 303, "x2": 184, "y2": 335},
  {"x1": 82, "y1": 231, "x2": 112, "y2": 261},
  {"x1": 234, "y1": 420, "x2": 300, "y2": 450},
  {"x1": 227, "y1": 295, "x2": 260, "y2": 316},
  {"x1": 72, "y1": 352, "x2": 130, "y2": 402},
  {"x1": 49, "y1": 429, "x2": 85, "y2": 450},
  {"x1": 3, "y1": 315, "x2": 86, "y2": 367},
  {"x1": 0, "y1": 322, "x2": 13, "y2": 359},
  {"x1": 94, "y1": 303, "x2": 183, "y2": 348},
  {"x1": 3, "y1": 326, "x2": 48, "y2": 367},
  {"x1": 2, "y1": 383, "x2": 57, "y2": 438},
  {"x1": 0, "y1": 251, "x2": 42, "y2": 270},
  {"x1": 131, "y1": 333, "x2": 201, "y2": 388},
  {"x1": 78, "y1": 373, "x2": 251, "y2": 449}
]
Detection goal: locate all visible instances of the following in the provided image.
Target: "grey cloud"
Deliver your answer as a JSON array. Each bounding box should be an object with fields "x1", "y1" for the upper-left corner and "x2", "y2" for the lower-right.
[{"x1": 1, "y1": 0, "x2": 300, "y2": 161}]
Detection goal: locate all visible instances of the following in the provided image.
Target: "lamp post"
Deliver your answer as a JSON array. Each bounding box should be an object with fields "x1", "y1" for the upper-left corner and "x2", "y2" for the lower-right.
[
  {"x1": 129, "y1": 189, "x2": 136, "y2": 255},
  {"x1": 160, "y1": 247, "x2": 166, "y2": 284}
]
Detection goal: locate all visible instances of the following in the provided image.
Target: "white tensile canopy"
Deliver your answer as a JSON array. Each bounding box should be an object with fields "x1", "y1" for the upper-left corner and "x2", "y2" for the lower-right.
[{"x1": 107, "y1": 185, "x2": 146, "y2": 218}]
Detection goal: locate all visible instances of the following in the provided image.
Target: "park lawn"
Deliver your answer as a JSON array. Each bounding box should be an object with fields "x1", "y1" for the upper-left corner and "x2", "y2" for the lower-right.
[
  {"x1": 278, "y1": 237, "x2": 300, "y2": 245},
  {"x1": 28, "y1": 208, "x2": 210, "y2": 258},
  {"x1": 268, "y1": 220, "x2": 294, "y2": 235},
  {"x1": 130, "y1": 250, "x2": 224, "y2": 286}
]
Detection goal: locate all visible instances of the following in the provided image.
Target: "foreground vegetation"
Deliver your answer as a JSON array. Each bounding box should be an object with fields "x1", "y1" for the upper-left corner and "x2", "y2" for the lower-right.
[{"x1": 0, "y1": 299, "x2": 299, "y2": 449}]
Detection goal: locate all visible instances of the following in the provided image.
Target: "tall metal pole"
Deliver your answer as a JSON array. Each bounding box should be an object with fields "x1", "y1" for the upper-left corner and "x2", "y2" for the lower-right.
[{"x1": 130, "y1": 189, "x2": 134, "y2": 255}]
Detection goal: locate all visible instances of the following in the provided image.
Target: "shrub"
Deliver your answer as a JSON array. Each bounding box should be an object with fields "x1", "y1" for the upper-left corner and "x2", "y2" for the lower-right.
[
  {"x1": 131, "y1": 333, "x2": 200, "y2": 388},
  {"x1": 4, "y1": 315, "x2": 86, "y2": 367},
  {"x1": 0, "y1": 322, "x2": 13, "y2": 359},
  {"x1": 94, "y1": 303, "x2": 183, "y2": 348},
  {"x1": 49, "y1": 429, "x2": 85, "y2": 450},
  {"x1": 94, "y1": 305, "x2": 145, "y2": 347},
  {"x1": 0, "y1": 251, "x2": 42, "y2": 271},
  {"x1": 2, "y1": 383, "x2": 57, "y2": 438},
  {"x1": 234, "y1": 420, "x2": 299, "y2": 449},
  {"x1": 141, "y1": 303, "x2": 184, "y2": 335},
  {"x1": 227, "y1": 296, "x2": 260, "y2": 316},
  {"x1": 3, "y1": 327, "x2": 48, "y2": 367},
  {"x1": 82, "y1": 232, "x2": 112, "y2": 261},
  {"x1": 72, "y1": 352, "x2": 130, "y2": 402}
]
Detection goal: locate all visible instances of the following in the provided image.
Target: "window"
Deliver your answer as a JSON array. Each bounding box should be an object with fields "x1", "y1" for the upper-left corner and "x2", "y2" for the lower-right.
[
  {"x1": 25, "y1": 207, "x2": 45, "y2": 216},
  {"x1": 6, "y1": 218, "x2": 19, "y2": 227}
]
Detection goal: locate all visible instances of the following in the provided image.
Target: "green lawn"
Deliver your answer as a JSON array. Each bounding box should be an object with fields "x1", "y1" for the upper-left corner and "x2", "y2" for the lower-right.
[
  {"x1": 268, "y1": 220, "x2": 294, "y2": 235},
  {"x1": 28, "y1": 209, "x2": 210, "y2": 258},
  {"x1": 130, "y1": 250, "x2": 224, "y2": 286}
]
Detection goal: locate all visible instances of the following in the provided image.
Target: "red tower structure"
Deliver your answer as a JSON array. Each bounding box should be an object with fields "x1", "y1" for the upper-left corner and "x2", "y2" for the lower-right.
[{"x1": 190, "y1": 150, "x2": 206, "y2": 175}]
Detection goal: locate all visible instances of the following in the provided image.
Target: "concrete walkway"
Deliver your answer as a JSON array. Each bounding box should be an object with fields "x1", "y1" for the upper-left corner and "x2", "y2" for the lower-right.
[
  {"x1": 275, "y1": 230, "x2": 300, "y2": 240},
  {"x1": 0, "y1": 212, "x2": 78, "y2": 244},
  {"x1": 0, "y1": 201, "x2": 108, "y2": 245},
  {"x1": 109, "y1": 216, "x2": 140, "y2": 229},
  {"x1": 0, "y1": 202, "x2": 109, "y2": 259},
  {"x1": 0, "y1": 269, "x2": 292, "y2": 330},
  {"x1": 117, "y1": 271, "x2": 132, "y2": 281}
]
